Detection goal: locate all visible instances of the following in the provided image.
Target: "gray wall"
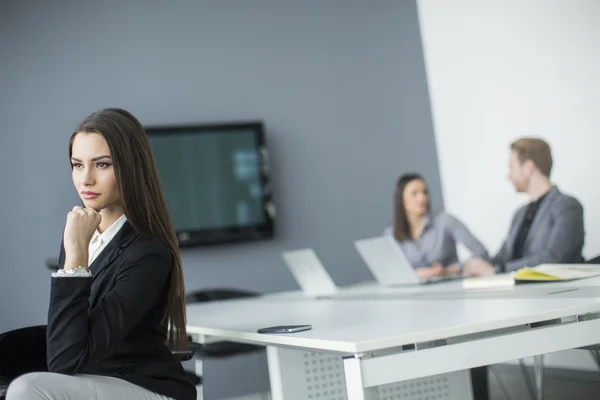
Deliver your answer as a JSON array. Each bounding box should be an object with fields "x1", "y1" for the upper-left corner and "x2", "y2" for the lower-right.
[{"x1": 0, "y1": 0, "x2": 441, "y2": 398}]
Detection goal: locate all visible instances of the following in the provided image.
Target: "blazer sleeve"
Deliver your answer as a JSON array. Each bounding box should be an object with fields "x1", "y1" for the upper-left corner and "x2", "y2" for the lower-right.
[
  {"x1": 444, "y1": 213, "x2": 490, "y2": 261},
  {"x1": 492, "y1": 239, "x2": 509, "y2": 266},
  {"x1": 491, "y1": 209, "x2": 521, "y2": 266},
  {"x1": 46, "y1": 241, "x2": 172, "y2": 374},
  {"x1": 503, "y1": 198, "x2": 584, "y2": 272}
]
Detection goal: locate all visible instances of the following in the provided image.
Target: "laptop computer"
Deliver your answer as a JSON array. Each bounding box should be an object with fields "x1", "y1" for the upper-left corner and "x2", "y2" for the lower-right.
[
  {"x1": 354, "y1": 236, "x2": 466, "y2": 286},
  {"x1": 281, "y1": 249, "x2": 338, "y2": 297}
]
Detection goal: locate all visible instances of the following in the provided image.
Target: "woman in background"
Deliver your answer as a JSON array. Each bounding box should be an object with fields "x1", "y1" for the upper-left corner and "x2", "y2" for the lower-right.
[
  {"x1": 384, "y1": 173, "x2": 489, "y2": 279},
  {"x1": 385, "y1": 173, "x2": 491, "y2": 400}
]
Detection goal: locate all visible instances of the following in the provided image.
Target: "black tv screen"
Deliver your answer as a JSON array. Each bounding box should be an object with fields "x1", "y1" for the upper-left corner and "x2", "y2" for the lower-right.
[{"x1": 145, "y1": 121, "x2": 275, "y2": 247}]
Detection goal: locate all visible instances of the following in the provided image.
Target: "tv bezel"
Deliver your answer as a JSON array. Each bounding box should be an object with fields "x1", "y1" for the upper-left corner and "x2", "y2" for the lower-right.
[{"x1": 144, "y1": 120, "x2": 275, "y2": 248}]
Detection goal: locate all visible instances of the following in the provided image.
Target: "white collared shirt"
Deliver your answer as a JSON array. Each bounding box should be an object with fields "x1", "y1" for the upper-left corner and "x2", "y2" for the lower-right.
[
  {"x1": 52, "y1": 214, "x2": 128, "y2": 278},
  {"x1": 88, "y1": 214, "x2": 128, "y2": 265}
]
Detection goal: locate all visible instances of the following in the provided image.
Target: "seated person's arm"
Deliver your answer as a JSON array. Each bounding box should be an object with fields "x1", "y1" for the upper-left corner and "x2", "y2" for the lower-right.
[
  {"x1": 503, "y1": 199, "x2": 584, "y2": 272},
  {"x1": 445, "y1": 213, "x2": 490, "y2": 261},
  {"x1": 46, "y1": 243, "x2": 172, "y2": 374},
  {"x1": 383, "y1": 225, "x2": 445, "y2": 278},
  {"x1": 415, "y1": 263, "x2": 444, "y2": 278},
  {"x1": 465, "y1": 211, "x2": 518, "y2": 276},
  {"x1": 491, "y1": 240, "x2": 509, "y2": 267}
]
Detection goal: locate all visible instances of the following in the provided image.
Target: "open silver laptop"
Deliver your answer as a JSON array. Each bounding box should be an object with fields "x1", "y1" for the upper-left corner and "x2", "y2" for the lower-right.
[
  {"x1": 282, "y1": 249, "x2": 338, "y2": 297},
  {"x1": 354, "y1": 236, "x2": 465, "y2": 286}
]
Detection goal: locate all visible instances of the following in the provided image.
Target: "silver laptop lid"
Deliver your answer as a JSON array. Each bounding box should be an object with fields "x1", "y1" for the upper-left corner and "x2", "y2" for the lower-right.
[
  {"x1": 282, "y1": 249, "x2": 338, "y2": 296},
  {"x1": 354, "y1": 236, "x2": 420, "y2": 285}
]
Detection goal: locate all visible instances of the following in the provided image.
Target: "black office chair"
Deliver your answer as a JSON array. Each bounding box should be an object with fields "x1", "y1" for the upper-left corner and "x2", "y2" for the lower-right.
[
  {"x1": 45, "y1": 258, "x2": 59, "y2": 272},
  {"x1": 177, "y1": 349, "x2": 202, "y2": 386},
  {"x1": 0, "y1": 325, "x2": 48, "y2": 400},
  {"x1": 186, "y1": 288, "x2": 264, "y2": 358},
  {"x1": 0, "y1": 324, "x2": 201, "y2": 397}
]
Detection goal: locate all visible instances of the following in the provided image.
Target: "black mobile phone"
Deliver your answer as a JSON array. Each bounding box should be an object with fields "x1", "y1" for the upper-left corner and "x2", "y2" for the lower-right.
[{"x1": 257, "y1": 325, "x2": 312, "y2": 334}]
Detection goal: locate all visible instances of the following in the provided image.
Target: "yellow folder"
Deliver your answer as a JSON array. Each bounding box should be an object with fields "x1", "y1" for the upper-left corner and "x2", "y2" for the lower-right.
[
  {"x1": 514, "y1": 264, "x2": 600, "y2": 282},
  {"x1": 463, "y1": 264, "x2": 600, "y2": 289}
]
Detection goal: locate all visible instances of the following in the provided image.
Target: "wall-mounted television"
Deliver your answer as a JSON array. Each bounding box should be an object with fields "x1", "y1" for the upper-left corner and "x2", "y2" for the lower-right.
[{"x1": 145, "y1": 121, "x2": 275, "y2": 247}]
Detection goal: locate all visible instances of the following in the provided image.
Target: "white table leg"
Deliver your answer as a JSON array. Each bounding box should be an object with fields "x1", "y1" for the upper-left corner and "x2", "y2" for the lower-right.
[
  {"x1": 534, "y1": 355, "x2": 544, "y2": 400},
  {"x1": 195, "y1": 358, "x2": 203, "y2": 400},
  {"x1": 266, "y1": 347, "x2": 286, "y2": 400},
  {"x1": 189, "y1": 333, "x2": 205, "y2": 400},
  {"x1": 343, "y1": 355, "x2": 378, "y2": 400}
]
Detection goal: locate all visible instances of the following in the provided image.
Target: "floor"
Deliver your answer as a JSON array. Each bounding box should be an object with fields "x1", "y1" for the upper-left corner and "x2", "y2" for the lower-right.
[{"x1": 489, "y1": 365, "x2": 600, "y2": 400}]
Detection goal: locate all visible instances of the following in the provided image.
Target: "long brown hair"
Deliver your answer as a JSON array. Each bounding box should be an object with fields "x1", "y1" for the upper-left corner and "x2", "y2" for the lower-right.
[
  {"x1": 393, "y1": 173, "x2": 429, "y2": 241},
  {"x1": 69, "y1": 108, "x2": 188, "y2": 350}
]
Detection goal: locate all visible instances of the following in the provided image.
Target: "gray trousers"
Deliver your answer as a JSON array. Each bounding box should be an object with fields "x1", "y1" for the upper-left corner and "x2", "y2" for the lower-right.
[{"x1": 6, "y1": 372, "x2": 173, "y2": 400}]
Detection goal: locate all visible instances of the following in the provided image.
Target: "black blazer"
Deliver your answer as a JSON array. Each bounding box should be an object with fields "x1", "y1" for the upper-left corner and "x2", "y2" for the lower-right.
[{"x1": 47, "y1": 221, "x2": 196, "y2": 400}]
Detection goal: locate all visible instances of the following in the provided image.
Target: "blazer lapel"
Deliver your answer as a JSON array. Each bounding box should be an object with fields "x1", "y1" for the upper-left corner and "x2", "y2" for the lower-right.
[
  {"x1": 89, "y1": 221, "x2": 139, "y2": 280},
  {"x1": 505, "y1": 208, "x2": 527, "y2": 258},
  {"x1": 523, "y1": 186, "x2": 559, "y2": 248}
]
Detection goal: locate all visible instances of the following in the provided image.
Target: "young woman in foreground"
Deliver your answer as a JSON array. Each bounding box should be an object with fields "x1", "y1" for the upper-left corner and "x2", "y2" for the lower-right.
[{"x1": 7, "y1": 108, "x2": 196, "y2": 400}]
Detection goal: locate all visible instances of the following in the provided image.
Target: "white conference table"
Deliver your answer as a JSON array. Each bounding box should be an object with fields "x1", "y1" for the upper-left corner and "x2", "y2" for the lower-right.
[{"x1": 186, "y1": 276, "x2": 600, "y2": 400}]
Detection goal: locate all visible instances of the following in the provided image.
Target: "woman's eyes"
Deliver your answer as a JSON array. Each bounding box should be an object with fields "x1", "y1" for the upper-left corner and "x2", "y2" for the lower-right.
[{"x1": 72, "y1": 163, "x2": 111, "y2": 169}]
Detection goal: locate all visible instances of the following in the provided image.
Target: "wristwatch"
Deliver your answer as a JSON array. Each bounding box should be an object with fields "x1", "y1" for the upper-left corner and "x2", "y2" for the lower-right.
[
  {"x1": 66, "y1": 266, "x2": 89, "y2": 274},
  {"x1": 51, "y1": 264, "x2": 92, "y2": 278}
]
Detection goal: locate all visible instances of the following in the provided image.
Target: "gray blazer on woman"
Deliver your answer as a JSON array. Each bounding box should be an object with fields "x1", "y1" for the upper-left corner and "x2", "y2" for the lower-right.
[{"x1": 384, "y1": 212, "x2": 489, "y2": 268}]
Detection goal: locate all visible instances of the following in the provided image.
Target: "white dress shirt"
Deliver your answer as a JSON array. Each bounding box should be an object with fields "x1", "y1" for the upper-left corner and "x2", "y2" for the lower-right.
[{"x1": 52, "y1": 214, "x2": 128, "y2": 278}]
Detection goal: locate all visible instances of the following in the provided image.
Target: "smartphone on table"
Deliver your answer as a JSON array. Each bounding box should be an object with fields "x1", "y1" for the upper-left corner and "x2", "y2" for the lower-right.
[{"x1": 257, "y1": 325, "x2": 312, "y2": 334}]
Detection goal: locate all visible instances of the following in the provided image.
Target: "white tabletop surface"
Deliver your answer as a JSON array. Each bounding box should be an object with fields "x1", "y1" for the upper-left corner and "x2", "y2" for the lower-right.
[
  {"x1": 265, "y1": 275, "x2": 600, "y2": 301},
  {"x1": 186, "y1": 288, "x2": 600, "y2": 353}
]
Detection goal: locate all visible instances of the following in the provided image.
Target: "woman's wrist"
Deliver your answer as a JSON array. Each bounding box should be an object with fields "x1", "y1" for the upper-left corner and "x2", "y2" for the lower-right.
[
  {"x1": 64, "y1": 251, "x2": 89, "y2": 271},
  {"x1": 64, "y1": 239, "x2": 89, "y2": 253}
]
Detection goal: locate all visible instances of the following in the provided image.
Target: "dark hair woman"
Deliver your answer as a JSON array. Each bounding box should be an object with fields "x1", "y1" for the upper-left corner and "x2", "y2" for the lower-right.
[
  {"x1": 384, "y1": 173, "x2": 489, "y2": 279},
  {"x1": 7, "y1": 108, "x2": 195, "y2": 400}
]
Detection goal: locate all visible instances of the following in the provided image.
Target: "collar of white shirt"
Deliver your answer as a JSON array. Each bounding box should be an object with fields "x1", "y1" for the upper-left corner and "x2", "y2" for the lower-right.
[{"x1": 89, "y1": 214, "x2": 128, "y2": 265}]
